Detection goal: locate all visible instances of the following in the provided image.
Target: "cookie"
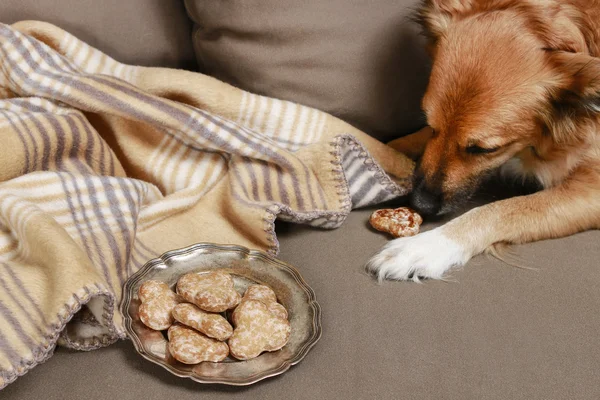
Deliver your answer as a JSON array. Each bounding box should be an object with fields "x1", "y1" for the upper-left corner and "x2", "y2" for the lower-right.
[
  {"x1": 138, "y1": 280, "x2": 181, "y2": 331},
  {"x1": 235, "y1": 284, "x2": 288, "y2": 321},
  {"x1": 168, "y1": 324, "x2": 229, "y2": 364},
  {"x1": 176, "y1": 271, "x2": 241, "y2": 313},
  {"x1": 228, "y1": 299, "x2": 291, "y2": 360},
  {"x1": 369, "y1": 207, "x2": 423, "y2": 238},
  {"x1": 172, "y1": 303, "x2": 233, "y2": 341}
]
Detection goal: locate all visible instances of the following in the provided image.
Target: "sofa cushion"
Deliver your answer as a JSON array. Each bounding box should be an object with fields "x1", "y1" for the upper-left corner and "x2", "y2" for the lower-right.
[
  {"x1": 184, "y1": 0, "x2": 430, "y2": 142},
  {"x1": 1, "y1": 0, "x2": 196, "y2": 69}
]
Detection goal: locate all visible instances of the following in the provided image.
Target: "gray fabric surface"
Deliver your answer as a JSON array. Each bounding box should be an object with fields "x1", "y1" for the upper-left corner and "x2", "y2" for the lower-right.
[
  {"x1": 3, "y1": 207, "x2": 600, "y2": 399},
  {"x1": 0, "y1": 0, "x2": 197, "y2": 70},
  {"x1": 185, "y1": 0, "x2": 430, "y2": 141}
]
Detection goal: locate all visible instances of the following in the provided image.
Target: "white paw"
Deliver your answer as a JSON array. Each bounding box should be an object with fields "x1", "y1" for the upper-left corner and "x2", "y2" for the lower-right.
[{"x1": 366, "y1": 228, "x2": 472, "y2": 282}]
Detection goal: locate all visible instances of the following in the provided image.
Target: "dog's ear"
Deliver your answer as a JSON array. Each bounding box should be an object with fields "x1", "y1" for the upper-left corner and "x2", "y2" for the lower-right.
[
  {"x1": 415, "y1": 1, "x2": 588, "y2": 55},
  {"x1": 414, "y1": 0, "x2": 477, "y2": 49},
  {"x1": 549, "y1": 51, "x2": 600, "y2": 113},
  {"x1": 531, "y1": 4, "x2": 589, "y2": 54},
  {"x1": 542, "y1": 51, "x2": 600, "y2": 141}
]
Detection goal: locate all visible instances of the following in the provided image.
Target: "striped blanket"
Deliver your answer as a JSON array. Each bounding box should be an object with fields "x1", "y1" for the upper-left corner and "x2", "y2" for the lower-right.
[{"x1": 0, "y1": 21, "x2": 414, "y2": 388}]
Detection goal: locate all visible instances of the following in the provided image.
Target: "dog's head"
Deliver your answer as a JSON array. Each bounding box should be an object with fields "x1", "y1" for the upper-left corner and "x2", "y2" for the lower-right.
[{"x1": 410, "y1": 0, "x2": 600, "y2": 215}]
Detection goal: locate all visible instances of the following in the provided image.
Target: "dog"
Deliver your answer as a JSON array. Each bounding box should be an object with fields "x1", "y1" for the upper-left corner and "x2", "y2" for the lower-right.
[{"x1": 367, "y1": 0, "x2": 600, "y2": 281}]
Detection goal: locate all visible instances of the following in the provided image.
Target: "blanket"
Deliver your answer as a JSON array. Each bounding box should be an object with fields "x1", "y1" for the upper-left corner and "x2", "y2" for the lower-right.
[{"x1": 0, "y1": 21, "x2": 414, "y2": 388}]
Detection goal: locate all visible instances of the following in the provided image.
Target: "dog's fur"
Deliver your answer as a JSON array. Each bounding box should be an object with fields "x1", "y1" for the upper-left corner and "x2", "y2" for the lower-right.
[{"x1": 367, "y1": 0, "x2": 600, "y2": 281}]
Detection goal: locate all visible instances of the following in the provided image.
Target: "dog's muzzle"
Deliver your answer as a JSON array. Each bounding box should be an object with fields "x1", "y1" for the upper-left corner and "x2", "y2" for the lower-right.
[{"x1": 409, "y1": 175, "x2": 443, "y2": 216}]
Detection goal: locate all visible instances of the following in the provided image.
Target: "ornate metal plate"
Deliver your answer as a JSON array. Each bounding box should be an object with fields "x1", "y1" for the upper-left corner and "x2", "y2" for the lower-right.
[{"x1": 120, "y1": 242, "x2": 322, "y2": 385}]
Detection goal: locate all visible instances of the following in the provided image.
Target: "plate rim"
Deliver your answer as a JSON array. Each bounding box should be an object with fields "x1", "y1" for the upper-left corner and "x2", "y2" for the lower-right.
[{"x1": 119, "y1": 242, "x2": 323, "y2": 386}]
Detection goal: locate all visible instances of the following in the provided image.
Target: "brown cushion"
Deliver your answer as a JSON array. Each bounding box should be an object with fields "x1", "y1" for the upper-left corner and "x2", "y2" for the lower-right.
[
  {"x1": 1, "y1": 0, "x2": 196, "y2": 70},
  {"x1": 184, "y1": 0, "x2": 430, "y2": 142}
]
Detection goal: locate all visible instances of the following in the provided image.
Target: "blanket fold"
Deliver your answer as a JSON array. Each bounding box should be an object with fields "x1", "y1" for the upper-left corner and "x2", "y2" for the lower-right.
[{"x1": 0, "y1": 21, "x2": 414, "y2": 388}]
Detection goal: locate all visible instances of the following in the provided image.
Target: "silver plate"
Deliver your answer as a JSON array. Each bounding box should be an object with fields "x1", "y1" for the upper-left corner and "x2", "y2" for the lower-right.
[{"x1": 120, "y1": 242, "x2": 322, "y2": 385}]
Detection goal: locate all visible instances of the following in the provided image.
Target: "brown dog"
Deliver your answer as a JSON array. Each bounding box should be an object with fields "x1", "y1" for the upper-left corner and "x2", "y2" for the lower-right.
[{"x1": 367, "y1": 0, "x2": 600, "y2": 281}]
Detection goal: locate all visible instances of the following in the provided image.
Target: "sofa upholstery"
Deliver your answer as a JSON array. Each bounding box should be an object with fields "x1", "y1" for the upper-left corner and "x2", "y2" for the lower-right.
[
  {"x1": 4, "y1": 207, "x2": 600, "y2": 400},
  {"x1": 2, "y1": 2, "x2": 600, "y2": 399},
  {"x1": 184, "y1": 0, "x2": 430, "y2": 142},
  {"x1": 1, "y1": 0, "x2": 197, "y2": 70}
]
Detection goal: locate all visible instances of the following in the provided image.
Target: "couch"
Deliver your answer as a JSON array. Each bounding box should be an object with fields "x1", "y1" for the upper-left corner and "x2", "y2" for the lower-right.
[{"x1": 2, "y1": 1, "x2": 600, "y2": 399}]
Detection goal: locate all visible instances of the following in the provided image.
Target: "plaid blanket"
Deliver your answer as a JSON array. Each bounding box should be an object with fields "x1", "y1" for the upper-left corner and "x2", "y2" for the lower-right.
[{"x1": 0, "y1": 21, "x2": 414, "y2": 388}]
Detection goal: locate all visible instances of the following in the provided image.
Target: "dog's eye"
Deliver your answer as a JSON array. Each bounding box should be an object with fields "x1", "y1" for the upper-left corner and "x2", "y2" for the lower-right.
[{"x1": 465, "y1": 145, "x2": 500, "y2": 154}]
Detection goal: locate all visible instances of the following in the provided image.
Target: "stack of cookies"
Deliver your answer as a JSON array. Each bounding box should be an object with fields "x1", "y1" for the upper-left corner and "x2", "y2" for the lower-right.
[{"x1": 137, "y1": 271, "x2": 291, "y2": 364}]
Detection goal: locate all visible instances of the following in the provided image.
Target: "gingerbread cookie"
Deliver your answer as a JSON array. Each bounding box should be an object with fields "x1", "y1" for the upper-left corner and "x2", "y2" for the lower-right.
[
  {"x1": 168, "y1": 324, "x2": 229, "y2": 364},
  {"x1": 176, "y1": 271, "x2": 241, "y2": 313},
  {"x1": 138, "y1": 280, "x2": 180, "y2": 331},
  {"x1": 235, "y1": 284, "x2": 288, "y2": 321},
  {"x1": 228, "y1": 299, "x2": 291, "y2": 360},
  {"x1": 369, "y1": 207, "x2": 423, "y2": 238},
  {"x1": 172, "y1": 303, "x2": 233, "y2": 341}
]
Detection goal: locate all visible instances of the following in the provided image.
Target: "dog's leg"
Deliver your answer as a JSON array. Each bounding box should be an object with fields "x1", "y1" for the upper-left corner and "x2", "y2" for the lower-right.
[
  {"x1": 366, "y1": 164, "x2": 600, "y2": 281},
  {"x1": 387, "y1": 126, "x2": 433, "y2": 161}
]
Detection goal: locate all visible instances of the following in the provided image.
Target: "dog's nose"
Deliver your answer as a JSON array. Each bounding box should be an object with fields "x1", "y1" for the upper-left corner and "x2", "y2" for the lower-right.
[{"x1": 409, "y1": 178, "x2": 442, "y2": 216}]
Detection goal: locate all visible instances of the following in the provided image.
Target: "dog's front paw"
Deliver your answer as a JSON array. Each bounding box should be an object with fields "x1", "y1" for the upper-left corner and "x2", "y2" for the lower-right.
[{"x1": 365, "y1": 228, "x2": 471, "y2": 282}]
